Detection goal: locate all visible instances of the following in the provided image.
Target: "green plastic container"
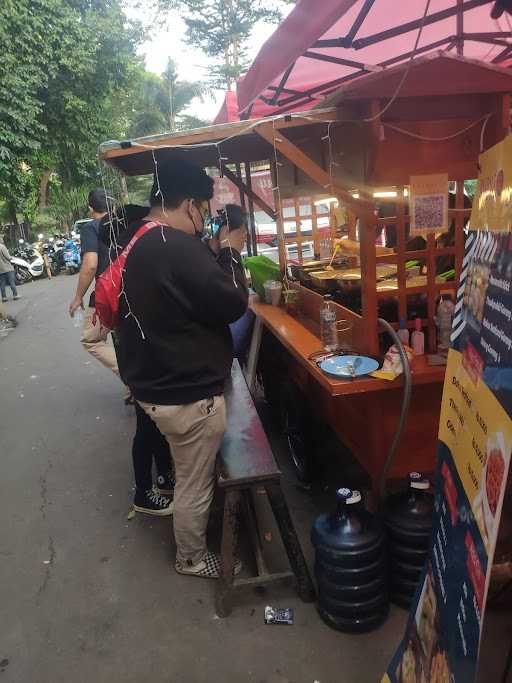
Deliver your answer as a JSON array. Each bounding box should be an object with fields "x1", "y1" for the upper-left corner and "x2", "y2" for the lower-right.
[{"x1": 244, "y1": 255, "x2": 282, "y2": 300}]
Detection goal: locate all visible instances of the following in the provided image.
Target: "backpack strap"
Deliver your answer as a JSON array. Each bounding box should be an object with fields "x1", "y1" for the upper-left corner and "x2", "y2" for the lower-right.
[{"x1": 92, "y1": 220, "x2": 162, "y2": 326}]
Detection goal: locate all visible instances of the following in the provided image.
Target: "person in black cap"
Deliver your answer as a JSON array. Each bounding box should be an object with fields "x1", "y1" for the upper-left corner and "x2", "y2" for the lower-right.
[
  {"x1": 68, "y1": 188, "x2": 120, "y2": 376},
  {"x1": 115, "y1": 155, "x2": 248, "y2": 577}
]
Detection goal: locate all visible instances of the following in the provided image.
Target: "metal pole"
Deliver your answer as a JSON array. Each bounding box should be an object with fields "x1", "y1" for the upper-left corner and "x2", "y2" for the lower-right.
[
  {"x1": 244, "y1": 161, "x2": 258, "y2": 256},
  {"x1": 235, "y1": 162, "x2": 251, "y2": 256}
]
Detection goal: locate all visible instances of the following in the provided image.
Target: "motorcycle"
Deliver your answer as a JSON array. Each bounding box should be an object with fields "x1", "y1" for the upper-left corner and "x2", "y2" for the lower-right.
[
  {"x1": 11, "y1": 255, "x2": 33, "y2": 284},
  {"x1": 63, "y1": 240, "x2": 81, "y2": 274},
  {"x1": 12, "y1": 246, "x2": 45, "y2": 279}
]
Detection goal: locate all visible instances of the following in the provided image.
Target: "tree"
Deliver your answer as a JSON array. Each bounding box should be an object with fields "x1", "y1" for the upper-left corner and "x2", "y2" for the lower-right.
[
  {"x1": 156, "y1": 0, "x2": 293, "y2": 89},
  {"x1": 127, "y1": 59, "x2": 209, "y2": 138},
  {"x1": 39, "y1": 0, "x2": 143, "y2": 189},
  {"x1": 0, "y1": 0, "x2": 67, "y2": 222},
  {"x1": 48, "y1": 185, "x2": 90, "y2": 232},
  {"x1": 0, "y1": 0, "x2": 142, "y2": 222}
]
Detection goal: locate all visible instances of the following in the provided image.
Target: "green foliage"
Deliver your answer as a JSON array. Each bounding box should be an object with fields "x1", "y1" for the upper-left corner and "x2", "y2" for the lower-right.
[
  {"x1": 156, "y1": 0, "x2": 292, "y2": 88},
  {"x1": 0, "y1": 0, "x2": 266, "y2": 228},
  {"x1": 127, "y1": 59, "x2": 209, "y2": 138},
  {"x1": 0, "y1": 0, "x2": 142, "y2": 223},
  {"x1": 125, "y1": 175, "x2": 153, "y2": 205},
  {"x1": 464, "y1": 179, "x2": 478, "y2": 199},
  {"x1": 32, "y1": 210, "x2": 58, "y2": 236},
  {"x1": 48, "y1": 185, "x2": 90, "y2": 232}
]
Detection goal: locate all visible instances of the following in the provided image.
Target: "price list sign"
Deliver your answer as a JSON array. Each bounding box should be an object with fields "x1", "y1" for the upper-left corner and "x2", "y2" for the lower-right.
[{"x1": 383, "y1": 137, "x2": 512, "y2": 683}]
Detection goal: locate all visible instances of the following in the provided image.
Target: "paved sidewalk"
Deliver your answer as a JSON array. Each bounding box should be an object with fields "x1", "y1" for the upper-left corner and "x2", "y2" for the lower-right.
[{"x1": 0, "y1": 274, "x2": 409, "y2": 683}]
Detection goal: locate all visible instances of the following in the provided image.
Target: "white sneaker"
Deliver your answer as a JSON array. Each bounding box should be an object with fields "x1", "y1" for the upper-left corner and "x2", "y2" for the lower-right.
[{"x1": 175, "y1": 551, "x2": 242, "y2": 579}]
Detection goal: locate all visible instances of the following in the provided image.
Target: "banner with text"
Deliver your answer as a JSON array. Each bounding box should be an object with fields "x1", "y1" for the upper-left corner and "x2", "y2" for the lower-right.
[
  {"x1": 470, "y1": 135, "x2": 512, "y2": 232},
  {"x1": 383, "y1": 137, "x2": 512, "y2": 683}
]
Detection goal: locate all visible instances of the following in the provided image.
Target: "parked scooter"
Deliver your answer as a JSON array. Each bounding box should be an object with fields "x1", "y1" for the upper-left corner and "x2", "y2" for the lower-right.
[
  {"x1": 10, "y1": 255, "x2": 33, "y2": 284},
  {"x1": 63, "y1": 239, "x2": 81, "y2": 274},
  {"x1": 11, "y1": 245, "x2": 45, "y2": 280}
]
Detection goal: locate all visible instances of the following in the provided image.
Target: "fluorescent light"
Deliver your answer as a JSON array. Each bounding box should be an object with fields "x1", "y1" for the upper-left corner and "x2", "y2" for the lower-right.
[
  {"x1": 373, "y1": 191, "x2": 397, "y2": 198},
  {"x1": 314, "y1": 197, "x2": 338, "y2": 206},
  {"x1": 404, "y1": 188, "x2": 409, "y2": 197},
  {"x1": 351, "y1": 192, "x2": 360, "y2": 199}
]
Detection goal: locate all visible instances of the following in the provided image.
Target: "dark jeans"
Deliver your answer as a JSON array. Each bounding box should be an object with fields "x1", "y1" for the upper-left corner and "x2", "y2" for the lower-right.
[
  {"x1": 0, "y1": 271, "x2": 18, "y2": 299},
  {"x1": 133, "y1": 402, "x2": 173, "y2": 492}
]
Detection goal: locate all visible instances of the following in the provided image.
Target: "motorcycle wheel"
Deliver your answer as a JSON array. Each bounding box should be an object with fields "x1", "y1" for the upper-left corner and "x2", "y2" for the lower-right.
[{"x1": 15, "y1": 267, "x2": 32, "y2": 285}]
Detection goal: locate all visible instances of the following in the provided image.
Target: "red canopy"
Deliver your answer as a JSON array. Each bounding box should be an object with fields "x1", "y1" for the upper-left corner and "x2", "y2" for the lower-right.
[
  {"x1": 213, "y1": 91, "x2": 239, "y2": 124},
  {"x1": 235, "y1": 0, "x2": 512, "y2": 119}
]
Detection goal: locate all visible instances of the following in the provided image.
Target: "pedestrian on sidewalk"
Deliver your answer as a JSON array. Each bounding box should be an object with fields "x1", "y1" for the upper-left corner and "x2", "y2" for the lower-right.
[
  {"x1": 68, "y1": 188, "x2": 120, "y2": 379},
  {"x1": 0, "y1": 236, "x2": 19, "y2": 303},
  {"x1": 114, "y1": 157, "x2": 248, "y2": 579}
]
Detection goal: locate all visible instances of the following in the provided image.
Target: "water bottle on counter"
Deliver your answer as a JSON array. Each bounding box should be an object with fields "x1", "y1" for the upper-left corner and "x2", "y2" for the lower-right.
[{"x1": 320, "y1": 294, "x2": 338, "y2": 352}]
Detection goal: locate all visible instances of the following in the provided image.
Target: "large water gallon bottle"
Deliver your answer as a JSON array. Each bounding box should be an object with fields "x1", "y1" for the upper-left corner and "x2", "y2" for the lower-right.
[
  {"x1": 384, "y1": 472, "x2": 434, "y2": 608},
  {"x1": 312, "y1": 488, "x2": 389, "y2": 632},
  {"x1": 436, "y1": 296, "x2": 455, "y2": 350},
  {"x1": 320, "y1": 294, "x2": 338, "y2": 352}
]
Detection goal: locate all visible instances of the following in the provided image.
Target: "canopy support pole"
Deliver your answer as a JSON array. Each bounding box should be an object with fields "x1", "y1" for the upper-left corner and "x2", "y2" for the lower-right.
[
  {"x1": 235, "y1": 162, "x2": 252, "y2": 256},
  {"x1": 244, "y1": 162, "x2": 258, "y2": 256}
]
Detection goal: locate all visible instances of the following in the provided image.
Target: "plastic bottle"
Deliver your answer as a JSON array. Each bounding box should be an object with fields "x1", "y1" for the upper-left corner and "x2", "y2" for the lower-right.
[
  {"x1": 311, "y1": 487, "x2": 389, "y2": 632},
  {"x1": 320, "y1": 294, "x2": 338, "y2": 352},
  {"x1": 397, "y1": 318, "x2": 410, "y2": 347},
  {"x1": 411, "y1": 318, "x2": 424, "y2": 355},
  {"x1": 73, "y1": 308, "x2": 84, "y2": 328},
  {"x1": 436, "y1": 296, "x2": 455, "y2": 350}
]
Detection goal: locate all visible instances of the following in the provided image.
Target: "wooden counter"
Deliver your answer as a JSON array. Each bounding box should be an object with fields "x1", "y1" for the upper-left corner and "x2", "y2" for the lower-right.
[
  {"x1": 252, "y1": 301, "x2": 445, "y2": 496},
  {"x1": 252, "y1": 302, "x2": 445, "y2": 396}
]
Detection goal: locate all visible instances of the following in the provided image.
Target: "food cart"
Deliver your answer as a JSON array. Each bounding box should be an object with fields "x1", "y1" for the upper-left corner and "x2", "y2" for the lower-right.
[{"x1": 99, "y1": 52, "x2": 512, "y2": 499}]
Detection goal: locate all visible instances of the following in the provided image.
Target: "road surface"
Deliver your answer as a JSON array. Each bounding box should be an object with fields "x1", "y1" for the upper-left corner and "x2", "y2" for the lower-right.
[{"x1": 0, "y1": 275, "x2": 408, "y2": 683}]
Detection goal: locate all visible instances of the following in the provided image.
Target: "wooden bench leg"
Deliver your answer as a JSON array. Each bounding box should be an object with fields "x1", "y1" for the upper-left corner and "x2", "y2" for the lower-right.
[
  {"x1": 215, "y1": 488, "x2": 241, "y2": 618},
  {"x1": 265, "y1": 482, "x2": 315, "y2": 603}
]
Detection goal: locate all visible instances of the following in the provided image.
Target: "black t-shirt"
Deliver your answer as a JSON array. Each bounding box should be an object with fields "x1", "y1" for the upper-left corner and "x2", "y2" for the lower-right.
[{"x1": 80, "y1": 219, "x2": 109, "y2": 307}]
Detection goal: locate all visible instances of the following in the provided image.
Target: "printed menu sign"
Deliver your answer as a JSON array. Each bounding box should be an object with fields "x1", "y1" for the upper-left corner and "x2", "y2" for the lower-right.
[
  {"x1": 409, "y1": 173, "x2": 448, "y2": 235},
  {"x1": 383, "y1": 138, "x2": 512, "y2": 683},
  {"x1": 470, "y1": 135, "x2": 512, "y2": 232}
]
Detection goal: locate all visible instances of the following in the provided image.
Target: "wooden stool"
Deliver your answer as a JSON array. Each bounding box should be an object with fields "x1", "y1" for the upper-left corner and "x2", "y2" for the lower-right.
[{"x1": 215, "y1": 362, "x2": 315, "y2": 617}]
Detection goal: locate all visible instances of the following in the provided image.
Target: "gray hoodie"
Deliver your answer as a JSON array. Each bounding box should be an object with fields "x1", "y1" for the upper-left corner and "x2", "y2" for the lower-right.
[{"x1": 0, "y1": 237, "x2": 14, "y2": 275}]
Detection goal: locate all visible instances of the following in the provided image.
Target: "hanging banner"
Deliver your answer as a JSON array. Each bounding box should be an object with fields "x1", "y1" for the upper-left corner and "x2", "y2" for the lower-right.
[
  {"x1": 383, "y1": 140, "x2": 512, "y2": 683},
  {"x1": 409, "y1": 173, "x2": 448, "y2": 235},
  {"x1": 470, "y1": 135, "x2": 512, "y2": 232}
]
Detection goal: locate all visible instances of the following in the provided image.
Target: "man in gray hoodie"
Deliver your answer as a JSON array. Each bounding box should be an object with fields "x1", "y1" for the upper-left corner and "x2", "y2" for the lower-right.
[{"x1": 0, "y1": 236, "x2": 19, "y2": 303}]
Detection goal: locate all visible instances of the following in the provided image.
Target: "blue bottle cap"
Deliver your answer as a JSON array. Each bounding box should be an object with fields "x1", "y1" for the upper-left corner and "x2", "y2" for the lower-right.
[{"x1": 399, "y1": 318, "x2": 406, "y2": 328}]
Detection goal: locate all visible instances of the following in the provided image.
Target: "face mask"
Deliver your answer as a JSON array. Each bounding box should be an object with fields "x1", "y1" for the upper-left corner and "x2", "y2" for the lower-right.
[{"x1": 188, "y1": 200, "x2": 209, "y2": 236}]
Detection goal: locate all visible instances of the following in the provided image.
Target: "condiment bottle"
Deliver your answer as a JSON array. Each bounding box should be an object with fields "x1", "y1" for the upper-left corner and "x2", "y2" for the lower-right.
[
  {"x1": 397, "y1": 318, "x2": 409, "y2": 347},
  {"x1": 411, "y1": 318, "x2": 424, "y2": 355}
]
